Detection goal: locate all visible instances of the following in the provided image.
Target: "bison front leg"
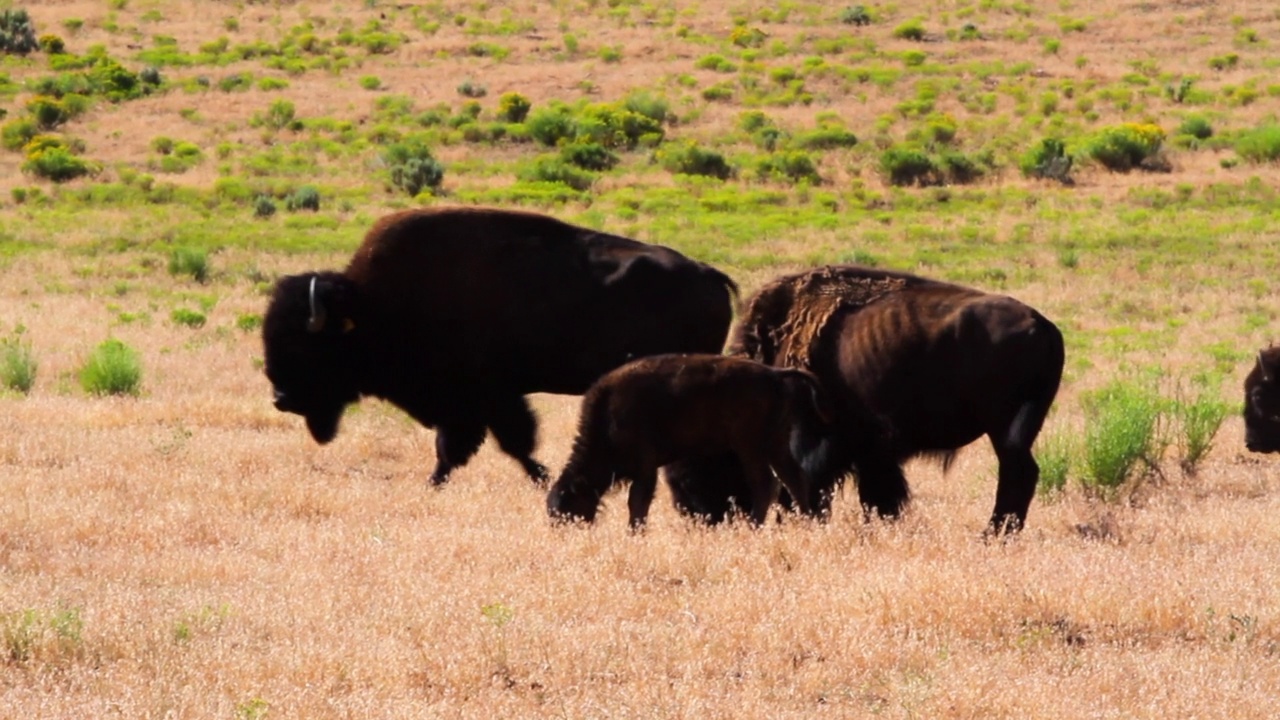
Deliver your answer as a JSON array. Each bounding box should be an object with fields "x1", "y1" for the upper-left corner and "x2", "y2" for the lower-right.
[
  {"x1": 429, "y1": 422, "x2": 487, "y2": 485},
  {"x1": 626, "y1": 466, "x2": 660, "y2": 532}
]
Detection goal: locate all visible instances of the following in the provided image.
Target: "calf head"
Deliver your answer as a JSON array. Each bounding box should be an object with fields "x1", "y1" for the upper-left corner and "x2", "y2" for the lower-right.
[
  {"x1": 262, "y1": 272, "x2": 361, "y2": 444},
  {"x1": 546, "y1": 478, "x2": 602, "y2": 524},
  {"x1": 1244, "y1": 347, "x2": 1280, "y2": 453}
]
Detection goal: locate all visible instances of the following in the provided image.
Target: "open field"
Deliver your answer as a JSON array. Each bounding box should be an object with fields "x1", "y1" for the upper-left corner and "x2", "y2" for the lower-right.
[{"x1": 2, "y1": 0, "x2": 1280, "y2": 716}]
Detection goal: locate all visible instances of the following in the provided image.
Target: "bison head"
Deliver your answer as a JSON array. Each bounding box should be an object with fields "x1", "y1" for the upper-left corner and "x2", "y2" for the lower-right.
[
  {"x1": 1244, "y1": 347, "x2": 1280, "y2": 453},
  {"x1": 546, "y1": 479, "x2": 602, "y2": 524},
  {"x1": 263, "y1": 272, "x2": 361, "y2": 444}
]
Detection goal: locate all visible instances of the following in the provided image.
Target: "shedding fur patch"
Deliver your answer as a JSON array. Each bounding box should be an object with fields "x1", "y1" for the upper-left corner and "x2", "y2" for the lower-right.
[{"x1": 731, "y1": 266, "x2": 912, "y2": 369}]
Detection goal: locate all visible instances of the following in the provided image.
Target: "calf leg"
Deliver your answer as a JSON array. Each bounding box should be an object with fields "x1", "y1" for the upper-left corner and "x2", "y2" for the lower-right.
[
  {"x1": 988, "y1": 443, "x2": 1039, "y2": 535},
  {"x1": 429, "y1": 422, "x2": 487, "y2": 485},
  {"x1": 768, "y1": 447, "x2": 815, "y2": 519},
  {"x1": 626, "y1": 465, "x2": 660, "y2": 531},
  {"x1": 735, "y1": 448, "x2": 783, "y2": 526},
  {"x1": 486, "y1": 396, "x2": 550, "y2": 485}
]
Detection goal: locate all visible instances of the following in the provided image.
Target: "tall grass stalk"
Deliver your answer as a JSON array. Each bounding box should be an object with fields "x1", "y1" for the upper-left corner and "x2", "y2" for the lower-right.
[
  {"x1": 1, "y1": 332, "x2": 37, "y2": 394},
  {"x1": 1173, "y1": 385, "x2": 1233, "y2": 475}
]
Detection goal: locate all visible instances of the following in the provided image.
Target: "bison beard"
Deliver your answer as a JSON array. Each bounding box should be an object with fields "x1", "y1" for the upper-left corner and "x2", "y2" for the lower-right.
[
  {"x1": 262, "y1": 207, "x2": 738, "y2": 485},
  {"x1": 664, "y1": 265, "x2": 1065, "y2": 534}
]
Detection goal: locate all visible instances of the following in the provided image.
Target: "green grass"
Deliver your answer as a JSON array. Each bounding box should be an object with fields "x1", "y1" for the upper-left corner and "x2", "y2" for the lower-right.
[
  {"x1": 0, "y1": 330, "x2": 37, "y2": 394},
  {"x1": 1081, "y1": 380, "x2": 1166, "y2": 496}
]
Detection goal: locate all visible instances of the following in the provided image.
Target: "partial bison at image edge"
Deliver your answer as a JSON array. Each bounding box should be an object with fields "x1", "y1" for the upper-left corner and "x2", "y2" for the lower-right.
[
  {"x1": 665, "y1": 265, "x2": 1065, "y2": 535},
  {"x1": 1243, "y1": 347, "x2": 1280, "y2": 453},
  {"x1": 546, "y1": 353, "x2": 832, "y2": 529},
  {"x1": 262, "y1": 206, "x2": 738, "y2": 485}
]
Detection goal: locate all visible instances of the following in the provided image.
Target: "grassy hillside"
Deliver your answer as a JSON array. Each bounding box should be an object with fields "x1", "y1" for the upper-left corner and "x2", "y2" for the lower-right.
[{"x1": 1, "y1": 1, "x2": 1279, "y2": 717}]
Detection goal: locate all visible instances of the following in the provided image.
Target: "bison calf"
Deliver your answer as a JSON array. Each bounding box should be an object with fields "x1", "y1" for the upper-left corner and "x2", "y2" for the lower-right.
[
  {"x1": 1244, "y1": 347, "x2": 1280, "y2": 453},
  {"x1": 546, "y1": 354, "x2": 829, "y2": 529}
]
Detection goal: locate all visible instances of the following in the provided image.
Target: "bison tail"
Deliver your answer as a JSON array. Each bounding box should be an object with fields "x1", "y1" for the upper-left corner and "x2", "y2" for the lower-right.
[{"x1": 1003, "y1": 317, "x2": 1065, "y2": 452}]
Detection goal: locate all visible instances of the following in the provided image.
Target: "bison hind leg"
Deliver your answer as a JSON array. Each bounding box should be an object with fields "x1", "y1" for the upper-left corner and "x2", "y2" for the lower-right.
[
  {"x1": 627, "y1": 465, "x2": 661, "y2": 531},
  {"x1": 850, "y1": 451, "x2": 910, "y2": 522},
  {"x1": 487, "y1": 395, "x2": 550, "y2": 485},
  {"x1": 988, "y1": 445, "x2": 1038, "y2": 535},
  {"x1": 430, "y1": 422, "x2": 487, "y2": 485}
]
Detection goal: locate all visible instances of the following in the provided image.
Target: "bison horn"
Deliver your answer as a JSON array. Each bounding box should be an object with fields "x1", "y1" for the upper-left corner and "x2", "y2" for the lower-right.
[{"x1": 307, "y1": 275, "x2": 327, "y2": 333}]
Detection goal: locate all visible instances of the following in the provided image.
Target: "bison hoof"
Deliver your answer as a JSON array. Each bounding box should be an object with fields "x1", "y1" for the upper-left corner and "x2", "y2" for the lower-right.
[{"x1": 428, "y1": 473, "x2": 450, "y2": 487}]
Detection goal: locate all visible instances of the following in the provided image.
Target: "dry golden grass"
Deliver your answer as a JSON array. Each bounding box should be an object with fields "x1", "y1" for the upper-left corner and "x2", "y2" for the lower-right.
[
  {"x1": 3, "y1": 0, "x2": 1280, "y2": 717},
  {"x1": 1, "y1": 251, "x2": 1279, "y2": 719}
]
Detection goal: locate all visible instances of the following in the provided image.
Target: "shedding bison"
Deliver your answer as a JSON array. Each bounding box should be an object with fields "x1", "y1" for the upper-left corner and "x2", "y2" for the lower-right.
[
  {"x1": 665, "y1": 265, "x2": 1065, "y2": 534},
  {"x1": 546, "y1": 354, "x2": 831, "y2": 529},
  {"x1": 263, "y1": 206, "x2": 738, "y2": 485},
  {"x1": 1243, "y1": 347, "x2": 1280, "y2": 453}
]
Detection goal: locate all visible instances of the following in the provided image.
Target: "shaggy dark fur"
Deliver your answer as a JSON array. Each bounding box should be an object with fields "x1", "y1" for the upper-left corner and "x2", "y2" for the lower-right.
[
  {"x1": 546, "y1": 354, "x2": 830, "y2": 529},
  {"x1": 263, "y1": 207, "x2": 738, "y2": 485},
  {"x1": 665, "y1": 265, "x2": 1065, "y2": 534},
  {"x1": 1244, "y1": 347, "x2": 1280, "y2": 453}
]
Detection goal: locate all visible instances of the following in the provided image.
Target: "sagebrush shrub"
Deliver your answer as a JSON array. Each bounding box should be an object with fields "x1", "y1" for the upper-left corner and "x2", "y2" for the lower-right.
[
  {"x1": 170, "y1": 309, "x2": 206, "y2": 329},
  {"x1": 517, "y1": 156, "x2": 595, "y2": 191},
  {"x1": 755, "y1": 151, "x2": 820, "y2": 184},
  {"x1": 79, "y1": 339, "x2": 142, "y2": 397},
  {"x1": 1176, "y1": 115, "x2": 1213, "y2": 140},
  {"x1": 1234, "y1": 125, "x2": 1280, "y2": 163},
  {"x1": 382, "y1": 139, "x2": 444, "y2": 196},
  {"x1": 0, "y1": 8, "x2": 38, "y2": 55},
  {"x1": 1173, "y1": 387, "x2": 1232, "y2": 475},
  {"x1": 285, "y1": 185, "x2": 320, "y2": 212},
  {"x1": 1020, "y1": 137, "x2": 1073, "y2": 184},
  {"x1": 839, "y1": 6, "x2": 871, "y2": 26},
  {"x1": 559, "y1": 142, "x2": 618, "y2": 171},
  {"x1": 880, "y1": 145, "x2": 937, "y2": 186},
  {"x1": 658, "y1": 142, "x2": 732, "y2": 180},
  {"x1": 21, "y1": 144, "x2": 97, "y2": 183},
  {"x1": 253, "y1": 195, "x2": 277, "y2": 218}
]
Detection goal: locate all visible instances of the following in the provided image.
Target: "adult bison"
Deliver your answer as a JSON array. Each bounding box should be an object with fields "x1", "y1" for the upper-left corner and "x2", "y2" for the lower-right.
[
  {"x1": 263, "y1": 206, "x2": 738, "y2": 485},
  {"x1": 1243, "y1": 347, "x2": 1280, "y2": 453},
  {"x1": 665, "y1": 265, "x2": 1065, "y2": 534},
  {"x1": 546, "y1": 354, "x2": 830, "y2": 529}
]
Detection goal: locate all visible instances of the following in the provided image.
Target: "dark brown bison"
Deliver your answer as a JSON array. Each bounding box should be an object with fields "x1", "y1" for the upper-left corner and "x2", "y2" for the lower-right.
[
  {"x1": 546, "y1": 354, "x2": 830, "y2": 529},
  {"x1": 665, "y1": 265, "x2": 1064, "y2": 534},
  {"x1": 263, "y1": 207, "x2": 738, "y2": 485},
  {"x1": 1244, "y1": 347, "x2": 1280, "y2": 453}
]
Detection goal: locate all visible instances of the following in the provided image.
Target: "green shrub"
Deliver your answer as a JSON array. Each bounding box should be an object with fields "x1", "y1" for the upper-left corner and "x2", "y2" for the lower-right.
[
  {"x1": 892, "y1": 19, "x2": 925, "y2": 40},
  {"x1": 235, "y1": 314, "x2": 263, "y2": 332},
  {"x1": 261, "y1": 99, "x2": 296, "y2": 130},
  {"x1": 21, "y1": 145, "x2": 98, "y2": 183},
  {"x1": 2, "y1": 118, "x2": 38, "y2": 150},
  {"x1": 79, "y1": 339, "x2": 142, "y2": 397},
  {"x1": 170, "y1": 308, "x2": 206, "y2": 329},
  {"x1": 658, "y1": 141, "x2": 732, "y2": 179},
  {"x1": 694, "y1": 54, "x2": 736, "y2": 72},
  {"x1": 382, "y1": 138, "x2": 444, "y2": 196},
  {"x1": 0, "y1": 329, "x2": 37, "y2": 394},
  {"x1": 1081, "y1": 381, "x2": 1165, "y2": 495},
  {"x1": 789, "y1": 126, "x2": 857, "y2": 150},
  {"x1": 359, "y1": 75, "x2": 381, "y2": 90},
  {"x1": 0, "y1": 8, "x2": 38, "y2": 55},
  {"x1": 1034, "y1": 431, "x2": 1074, "y2": 496},
  {"x1": 285, "y1": 185, "x2": 320, "y2": 212},
  {"x1": 37, "y1": 34, "x2": 65, "y2": 54},
  {"x1": 755, "y1": 151, "x2": 820, "y2": 184},
  {"x1": 151, "y1": 136, "x2": 175, "y2": 155},
  {"x1": 559, "y1": 141, "x2": 618, "y2": 171},
  {"x1": 496, "y1": 92, "x2": 531, "y2": 123},
  {"x1": 457, "y1": 79, "x2": 487, "y2": 98},
  {"x1": 729, "y1": 26, "x2": 767, "y2": 48},
  {"x1": 526, "y1": 103, "x2": 575, "y2": 146},
  {"x1": 879, "y1": 145, "x2": 937, "y2": 186},
  {"x1": 26, "y1": 95, "x2": 85, "y2": 129},
  {"x1": 936, "y1": 150, "x2": 985, "y2": 183},
  {"x1": 1234, "y1": 125, "x2": 1280, "y2": 163},
  {"x1": 217, "y1": 73, "x2": 253, "y2": 92},
  {"x1": 623, "y1": 91, "x2": 670, "y2": 125},
  {"x1": 168, "y1": 246, "x2": 209, "y2": 283},
  {"x1": 517, "y1": 155, "x2": 596, "y2": 191},
  {"x1": 1082, "y1": 123, "x2": 1165, "y2": 172},
  {"x1": 839, "y1": 6, "x2": 872, "y2": 26},
  {"x1": 574, "y1": 102, "x2": 664, "y2": 149},
  {"x1": 1176, "y1": 115, "x2": 1213, "y2": 140},
  {"x1": 1172, "y1": 386, "x2": 1232, "y2": 475},
  {"x1": 253, "y1": 194, "x2": 277, "y2": 218}
]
